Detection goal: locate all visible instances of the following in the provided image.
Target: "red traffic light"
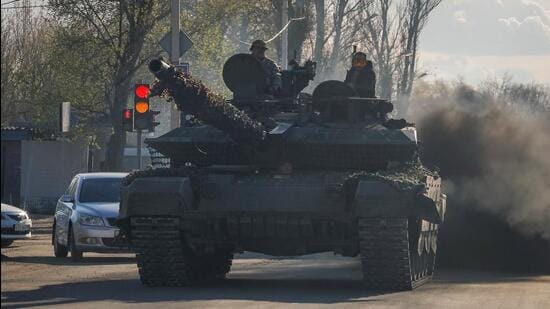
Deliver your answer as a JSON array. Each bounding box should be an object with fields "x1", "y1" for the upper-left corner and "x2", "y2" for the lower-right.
[
  {"x1": 135, "y1": 84, "x2": 150, "y2": 99},
  {"x1": 123, "y1": 109, "x2": 132, "y2": 119}
]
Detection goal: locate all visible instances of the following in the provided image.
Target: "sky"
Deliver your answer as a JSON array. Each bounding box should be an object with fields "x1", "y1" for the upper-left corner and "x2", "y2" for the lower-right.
[{"x1": 419, "y1": 0, "x2": 550, "y2": 85}]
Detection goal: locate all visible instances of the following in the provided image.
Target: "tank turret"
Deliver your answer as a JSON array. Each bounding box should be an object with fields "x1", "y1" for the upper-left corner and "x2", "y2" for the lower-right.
[{"x1": 147, "y1": 57, "x2": 416, "y2": 170}]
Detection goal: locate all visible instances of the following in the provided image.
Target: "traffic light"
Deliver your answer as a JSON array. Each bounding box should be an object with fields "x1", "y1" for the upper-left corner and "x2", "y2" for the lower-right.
[
  {"x1": 122, "y1": 108, "x2": 134, "y2": 132},
  {"x1": 134, "y1": 84, "x2": 150, "y2": 130},
  {"x1": 148, "y1": 110, "x2": 161, "y2": 132}
]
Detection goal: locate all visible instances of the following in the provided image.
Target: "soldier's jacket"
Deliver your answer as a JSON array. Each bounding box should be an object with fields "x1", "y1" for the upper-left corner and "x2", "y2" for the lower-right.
[
  {"x1": 345, "y1": 67, "x2": 376, "y2": 98},
  {"x1": 258, "y1": 57, "x2": 282, "y2": 95}
]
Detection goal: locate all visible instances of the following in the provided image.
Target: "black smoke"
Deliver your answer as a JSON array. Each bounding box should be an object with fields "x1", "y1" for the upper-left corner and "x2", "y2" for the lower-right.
[{"x1": 411, "y1": 82, "x2": 550, "y2": 272}]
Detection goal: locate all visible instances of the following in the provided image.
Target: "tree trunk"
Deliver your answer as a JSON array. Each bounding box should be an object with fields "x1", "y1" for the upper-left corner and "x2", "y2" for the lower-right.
[
  {"x1": 239, "y1": 14, "x2": 249, "y2": 53},
  {"x1": 287, "y1": 0, "x2": 308, "y2": 63},
  {"x1": 329, "y1": 0, "x2": 347, "y2": 76},
  {"x1": 105, "y1": 76, "x2": 131, "y2": 171},
  {"x1": 271, "y1": 0, "x2": 283, "y2": 62},
  {"x1": 375, "y1": 0, "x2": 394, "y2": 100},
  {"x1": 397, "y1": 0, "x2": 422, "y2": 117},
  {"x1": 314, "y1": 0, "x2": 325, "y2": 63}
]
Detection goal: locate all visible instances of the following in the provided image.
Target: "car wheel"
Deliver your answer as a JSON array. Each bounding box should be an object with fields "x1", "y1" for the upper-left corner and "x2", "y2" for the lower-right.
[
  {"x1": 1, "y1": 240, "x2": 14, "y2": 248},
  {"x1": 53, "y1": 223, "x2": 69, "y2": 258},
  {"x1": 69, "y1": 226, "x2": 83, "y2": 261}
]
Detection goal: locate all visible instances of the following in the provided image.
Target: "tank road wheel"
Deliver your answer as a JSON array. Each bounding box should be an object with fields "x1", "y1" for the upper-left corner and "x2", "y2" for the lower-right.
[
  {"x1": 358, "y1": 217, "x2": 438, "y2": 291},
  {"x1": 130, "y1": 216, "x2": 233, "y2": 286},
  {"x1": 407, "y1": 217, "x2": 437, "y2": 287}
]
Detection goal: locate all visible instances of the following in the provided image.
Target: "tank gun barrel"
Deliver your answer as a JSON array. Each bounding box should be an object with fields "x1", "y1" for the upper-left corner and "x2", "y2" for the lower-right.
[{"x1": 148, "y1": 57, "x2": 266, "y2": 147}]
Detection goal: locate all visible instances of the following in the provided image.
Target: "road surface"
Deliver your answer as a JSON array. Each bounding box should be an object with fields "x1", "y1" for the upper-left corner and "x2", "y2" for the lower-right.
[{"x1": 1, "y1": 217, "x2": 549, "y2": 308}]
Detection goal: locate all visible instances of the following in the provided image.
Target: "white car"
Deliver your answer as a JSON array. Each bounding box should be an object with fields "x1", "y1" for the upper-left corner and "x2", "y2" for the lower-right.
[
  {"x1": 1, "y1": 203, "x2": 32, "y2": 247},
  {"x1": 52, "y1": 172, "x2": 127, "y2": 260}
]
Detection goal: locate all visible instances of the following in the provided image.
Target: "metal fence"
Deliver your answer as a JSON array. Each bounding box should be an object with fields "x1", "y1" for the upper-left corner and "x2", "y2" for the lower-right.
[{"x1": 21, "y1": 197, "x2": 58, "y2": 215}]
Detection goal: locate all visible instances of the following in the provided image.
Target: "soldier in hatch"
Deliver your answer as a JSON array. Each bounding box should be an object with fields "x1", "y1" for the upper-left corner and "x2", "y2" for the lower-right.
[
  {"x1": 250, "y1": 39, "x2": 282, "y2": 96},
  {"x1": 344, "y1": 52, "x2": 376, "y2": 98}
]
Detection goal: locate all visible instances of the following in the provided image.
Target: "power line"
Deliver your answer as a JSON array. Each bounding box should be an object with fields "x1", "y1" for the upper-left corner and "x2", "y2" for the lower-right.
[
  {"x1": 237, "y1": 17, "x2": 306, "y2": 46},
  {"x1": 1, "y1": 0, "x2": 24, "y2": 6},
  {"x1": 1, "y1": 4, "x2": 48, "y2": 9}
]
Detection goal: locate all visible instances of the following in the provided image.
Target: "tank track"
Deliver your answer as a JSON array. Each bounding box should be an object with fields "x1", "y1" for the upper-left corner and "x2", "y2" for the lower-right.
[
  {"x1": 359, "y1": 217, "x2": 435, "y2": 290},
  {"x1": 131, "y1": 216, "x2": 232, "y2": 286}
]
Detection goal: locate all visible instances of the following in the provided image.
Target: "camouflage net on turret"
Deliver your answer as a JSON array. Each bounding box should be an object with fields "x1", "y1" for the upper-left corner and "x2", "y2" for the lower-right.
[
  {"x1": 151, "y1": 70, "x2": 266, "y2": 147},
  {"x1": 344, "y1": 162, "x2": 437, "y2": 196}
]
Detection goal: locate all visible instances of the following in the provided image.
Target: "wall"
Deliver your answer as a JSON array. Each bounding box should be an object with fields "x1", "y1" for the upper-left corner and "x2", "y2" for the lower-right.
[
  {"x1": 19, "y1": 140, "x2": 88, "y2": 213},
  {"x1": 1, "y1": 141, "x2": 22, "y2": 205}
]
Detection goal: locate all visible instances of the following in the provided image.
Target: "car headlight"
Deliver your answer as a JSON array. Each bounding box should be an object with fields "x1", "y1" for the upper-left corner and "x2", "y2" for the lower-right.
[{"x1": 78, "y1": 214, "x2": 104, "y2": 226}]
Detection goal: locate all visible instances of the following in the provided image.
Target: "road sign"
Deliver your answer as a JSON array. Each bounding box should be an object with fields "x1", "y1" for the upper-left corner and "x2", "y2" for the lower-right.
[{"x1": 159, "y1": 30, "x2": 193, "y2": 58}]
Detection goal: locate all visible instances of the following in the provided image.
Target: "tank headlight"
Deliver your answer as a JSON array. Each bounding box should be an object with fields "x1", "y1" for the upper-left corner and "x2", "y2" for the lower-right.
[{"x1": 79, "y1": 214, "x2": 105, "y2": 226}]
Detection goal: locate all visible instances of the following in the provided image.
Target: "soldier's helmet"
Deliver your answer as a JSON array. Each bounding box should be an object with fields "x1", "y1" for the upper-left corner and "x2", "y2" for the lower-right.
[{"x1": 250, "y1": 40, "x2": 268, "y2": 51}]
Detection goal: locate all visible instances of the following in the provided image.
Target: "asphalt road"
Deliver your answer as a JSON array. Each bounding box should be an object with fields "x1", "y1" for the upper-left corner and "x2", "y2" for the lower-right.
[{"x1": 1, "y1": 217, "x2": 549, "y2": 309}]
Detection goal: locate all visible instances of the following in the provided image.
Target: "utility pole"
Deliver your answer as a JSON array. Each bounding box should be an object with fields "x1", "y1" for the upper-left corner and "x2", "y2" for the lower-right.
[
  {"x1": 136, "y1": 130, "x2": 142, "y2": 169},
  {"x1": 281, "y1": 0, "x2": 288, "y2": 70},
  {"x1": 170, "y1": 0, "x2": 181, "y2": 130}
]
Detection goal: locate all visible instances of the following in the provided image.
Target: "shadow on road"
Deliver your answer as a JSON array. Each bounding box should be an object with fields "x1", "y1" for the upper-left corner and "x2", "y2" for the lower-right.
[
  {"x1": 1, "y1": 278, "x2": 390, "y2": 308},
  {"x1": 433, "y1": 270, "x2": 550, "y2": 284},
  {"x1": 2, "y1": 255, "x2": 135, "y2": 266}
]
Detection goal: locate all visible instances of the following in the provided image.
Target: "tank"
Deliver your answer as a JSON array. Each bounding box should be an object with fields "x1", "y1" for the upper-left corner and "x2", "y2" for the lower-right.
[{"x1": 117, "y1": 55, "x2": 446, "y2": 290}]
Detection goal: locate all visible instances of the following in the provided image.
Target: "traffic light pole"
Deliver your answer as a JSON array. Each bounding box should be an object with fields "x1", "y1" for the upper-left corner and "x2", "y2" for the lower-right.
[
  {"x1": 281, "y1": 0, "x2": 288, "y2": 70},
  {"x1": 136, "y1": 129, "x2": 142, "y2": 170}
]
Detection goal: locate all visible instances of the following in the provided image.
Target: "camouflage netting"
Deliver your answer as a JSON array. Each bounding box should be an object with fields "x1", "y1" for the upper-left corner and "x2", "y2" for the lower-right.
[
  {"x1": 344, "y1": 161, "x2": 437, "y2": 195},
  {"x1": 151, "y1": 70, "x2": 266, "y2": 147}
]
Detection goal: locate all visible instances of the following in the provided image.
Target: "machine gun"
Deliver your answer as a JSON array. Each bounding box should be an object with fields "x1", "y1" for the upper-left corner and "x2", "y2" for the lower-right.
[{"x1": 281, "y1": 55, "x2": 316, "y2": 98}]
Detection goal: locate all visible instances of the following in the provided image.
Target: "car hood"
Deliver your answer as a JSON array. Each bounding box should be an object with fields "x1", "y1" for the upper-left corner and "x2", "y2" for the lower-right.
[
  {"x1": 1, "y1": 203, "x2": 25, "y2": 214},
  {"x1": 77, "y1": 202, "x2": 120, "y2": 218}
]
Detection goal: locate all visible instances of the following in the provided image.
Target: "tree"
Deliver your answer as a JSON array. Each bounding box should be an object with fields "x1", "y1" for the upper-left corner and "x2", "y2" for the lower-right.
[
  {"x1": 313, "y1": 0, "x2": 325, "y2": 63},
  {"x1": 287, "y1": 0, "x2": 312, "y2": 63},
  {"x1": 327, "y1": 0, "x2": 349, "y2": 74},
  {"x1": 397, "y1": 0, "x2": 442, "y2": 117},
  {"x1": 48, "y1": 0, "x2": 169, "y2": 171},
  {"x1": 1, "y1": 10, "x2": 57, "y2": 126},
  {"x1": 354, "y1": 0, "x2": 406, "y2": 100}
]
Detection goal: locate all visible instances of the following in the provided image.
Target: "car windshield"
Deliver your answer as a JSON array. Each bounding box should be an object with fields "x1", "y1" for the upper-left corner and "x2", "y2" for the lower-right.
[{"x1": 78, "y1": 178, "x2": 122, "y2": 203}]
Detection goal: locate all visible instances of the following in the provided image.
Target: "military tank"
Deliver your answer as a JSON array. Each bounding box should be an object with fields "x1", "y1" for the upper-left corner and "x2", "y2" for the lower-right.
[{"x1": 117, "y1": 54, "x2": 446, "y2": 290}]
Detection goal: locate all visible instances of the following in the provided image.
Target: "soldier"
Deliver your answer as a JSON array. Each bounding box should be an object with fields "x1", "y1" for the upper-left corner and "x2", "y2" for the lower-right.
[
  {"x1": 344, "y1": 52, "x2": 376, "y2": 98},
  {"x1": 250, "y1": 39, "x2": 282, "y2": 96}
]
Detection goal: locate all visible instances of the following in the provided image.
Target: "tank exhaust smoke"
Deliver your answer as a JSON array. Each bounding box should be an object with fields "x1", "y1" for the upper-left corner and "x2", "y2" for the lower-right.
[{"x1": 411, "y1": 83, "x2": 550, "y2": 270}]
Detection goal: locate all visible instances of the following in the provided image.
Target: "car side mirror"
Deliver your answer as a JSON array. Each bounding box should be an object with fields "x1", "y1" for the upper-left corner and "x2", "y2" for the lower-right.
[{"x1": 60, "y1": 195, "x2": 74, "y2": 203}]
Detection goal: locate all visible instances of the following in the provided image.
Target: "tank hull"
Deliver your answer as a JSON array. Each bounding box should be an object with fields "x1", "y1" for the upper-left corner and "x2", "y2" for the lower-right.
[{"x1": 118, "y1": 166, "x2": 445, "y2": 290}]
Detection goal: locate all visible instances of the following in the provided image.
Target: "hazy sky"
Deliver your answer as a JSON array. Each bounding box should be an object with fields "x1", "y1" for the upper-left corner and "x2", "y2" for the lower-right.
[{"x1": 420, "y1": 0, "x2": 550, "y2": 85}]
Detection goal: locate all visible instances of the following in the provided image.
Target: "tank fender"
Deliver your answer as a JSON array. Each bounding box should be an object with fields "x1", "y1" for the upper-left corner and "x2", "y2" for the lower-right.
[
  {"x1": 353, "y1": 180, "x2": 443, "y2": 223},
  {"x1": 414, "y1": 193, "x2": 443, "y2": 224},
  {"x1": 119, "y1": 177, "x2": 194, "y2": 218}
]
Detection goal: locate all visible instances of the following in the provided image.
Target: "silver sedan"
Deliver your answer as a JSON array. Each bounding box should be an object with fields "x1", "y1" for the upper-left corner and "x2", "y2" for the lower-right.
[{"x1": 52, "y1": 172, "x2": 127, "y2": 261}]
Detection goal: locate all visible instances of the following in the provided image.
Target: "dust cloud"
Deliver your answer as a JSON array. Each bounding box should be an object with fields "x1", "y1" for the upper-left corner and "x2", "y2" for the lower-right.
[{"x1": 409, "y1": 82, "x2": 550, "y2": 270}]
